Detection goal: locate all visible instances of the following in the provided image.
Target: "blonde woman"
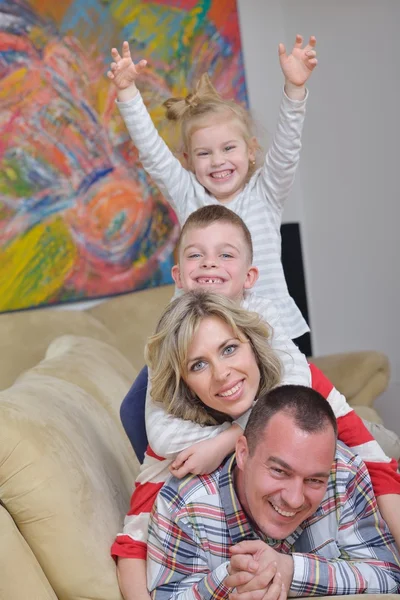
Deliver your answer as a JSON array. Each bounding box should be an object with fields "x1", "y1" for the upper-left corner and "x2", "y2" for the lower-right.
[{"x1": 112, "y1": 290, "x2": 282, "y2": 600}]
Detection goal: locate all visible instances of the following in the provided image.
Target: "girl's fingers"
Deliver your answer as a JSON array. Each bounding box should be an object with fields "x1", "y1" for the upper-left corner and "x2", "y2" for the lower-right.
[
  {"x1": 111, "y1": 48, "x2": 121, "y2": 61},
  {"x1": 308, "y1": 35, "x2": 317, "y2": 47},
  {"x1": 122, "y1": 41, "x2": 131, "y2": 57},
  {"x1": 136, "y1": 59, "x2": 148, "y2": 72},
  {"x1": 294, "y1": 34, "x2": 303, "y2": 48}
]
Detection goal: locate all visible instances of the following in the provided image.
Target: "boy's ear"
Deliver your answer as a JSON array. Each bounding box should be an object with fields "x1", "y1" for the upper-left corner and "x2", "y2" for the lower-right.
[
  {"x1": 171, "y1": 264, "x2": 183, "y2": 288},
  {"x1": 244, "y1": 265, "x2": 259, "y2": 290}
]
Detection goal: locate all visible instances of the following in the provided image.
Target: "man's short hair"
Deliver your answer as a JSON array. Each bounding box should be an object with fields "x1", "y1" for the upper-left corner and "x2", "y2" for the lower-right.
[
  {"x1": 244, "y1": 385, "x2": 338, "y2": 455},
  {"x1": 177, "y1": 205, "x2": 253, "y2": 262}
]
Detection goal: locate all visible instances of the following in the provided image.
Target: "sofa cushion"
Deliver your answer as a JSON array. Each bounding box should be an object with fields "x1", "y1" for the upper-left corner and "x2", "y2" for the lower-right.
[
  {"x1": 0, "y1": 308, "x2": 117, "y2": 390},
  {"x1": 0, "y1": 335, "x2": 139, "y2": 600}
]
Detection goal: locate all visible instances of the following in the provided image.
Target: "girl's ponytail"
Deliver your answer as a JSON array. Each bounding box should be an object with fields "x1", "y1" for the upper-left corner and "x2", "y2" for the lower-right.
[{"x1": 163, "y1": 73, "x2": 221, "y2": 121}]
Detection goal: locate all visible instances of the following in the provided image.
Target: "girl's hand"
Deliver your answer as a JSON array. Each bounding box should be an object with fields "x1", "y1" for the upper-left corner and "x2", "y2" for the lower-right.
[
  {"x1": 278, "y1": 34, "x2": 317, "y2": 93},
  {"x1": 169, "y1": 437, "x2": 228, "y2": 479},
  {"x1": 107, "y1": 41, "x2": 147, "y2": 100}
]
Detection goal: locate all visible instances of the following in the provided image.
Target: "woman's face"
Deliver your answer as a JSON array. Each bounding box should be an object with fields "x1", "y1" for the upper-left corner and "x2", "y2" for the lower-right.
[{"x1": 184, "y1": 316, "x2": 260, "y2": 419}]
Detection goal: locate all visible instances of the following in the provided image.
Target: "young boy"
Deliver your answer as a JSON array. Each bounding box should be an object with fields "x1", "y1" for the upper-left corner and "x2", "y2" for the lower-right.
[{"x1": 114, "y1": 206, "x2": 400, "y2": 600}]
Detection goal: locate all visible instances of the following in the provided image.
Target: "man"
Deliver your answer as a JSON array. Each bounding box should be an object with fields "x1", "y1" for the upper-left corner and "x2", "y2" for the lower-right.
[{"x1": 147, "y1": 385, "x2": 400, "y2": 598}]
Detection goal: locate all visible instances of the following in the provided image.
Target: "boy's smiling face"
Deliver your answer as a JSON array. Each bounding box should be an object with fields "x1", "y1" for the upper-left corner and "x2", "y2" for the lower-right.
[{"x1": 171, "y1": 221, "x2": 258, "y2": 302}]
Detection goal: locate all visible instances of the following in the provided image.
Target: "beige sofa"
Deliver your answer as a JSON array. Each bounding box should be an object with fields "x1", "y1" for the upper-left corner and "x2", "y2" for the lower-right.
[{"x1": 0, "y1": 285, "x2": 396, "y2": 599}]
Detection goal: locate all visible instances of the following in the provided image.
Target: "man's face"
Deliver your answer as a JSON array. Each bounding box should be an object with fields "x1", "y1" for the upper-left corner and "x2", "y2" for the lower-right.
[
  {"x1": 171, "y1": 222, "x2": 258, "y2": 302},
  {"x1": 235, "y1": 412, "x2": 336, "y2": 540}
]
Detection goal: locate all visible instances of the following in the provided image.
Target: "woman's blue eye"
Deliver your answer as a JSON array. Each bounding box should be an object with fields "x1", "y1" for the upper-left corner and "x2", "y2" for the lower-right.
[
  {"x1": 191, "y1": 360, "x2": 206, "y2": 372},
  {"x1": 223, "y1": 344, "x2": 237, "y2": 356}
]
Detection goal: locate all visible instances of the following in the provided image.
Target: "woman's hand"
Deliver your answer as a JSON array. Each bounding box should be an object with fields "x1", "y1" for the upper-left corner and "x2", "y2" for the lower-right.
[
  {"x1": 107, "y1": 41, "x2": 147, "y2": 101},
  {"x1": 170, "y1": 424, "x2": 242, "y2": 478},
  {"x1": 169, "y1": 437, "x2": 225, "y2": 478},
  {"x1": 278, "y1": 34, "x2": 317, "y2": 100}
]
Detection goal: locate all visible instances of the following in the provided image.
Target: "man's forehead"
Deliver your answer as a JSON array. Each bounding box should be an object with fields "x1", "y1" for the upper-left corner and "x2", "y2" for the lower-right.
[{"x1": 256, "y1": 412, "x2": 336, "y2": 474}]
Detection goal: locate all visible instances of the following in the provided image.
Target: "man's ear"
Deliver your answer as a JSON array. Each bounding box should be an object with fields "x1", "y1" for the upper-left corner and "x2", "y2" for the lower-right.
[
  {"x1": 235, "y1": 435, "x2": 249, "y2": 471},
  {"x1": 171, "y1": 264, "x2": 184, "y2": 288},
  {"x1": 244, "y1": 265, "x2": 259, "y2": 290}
]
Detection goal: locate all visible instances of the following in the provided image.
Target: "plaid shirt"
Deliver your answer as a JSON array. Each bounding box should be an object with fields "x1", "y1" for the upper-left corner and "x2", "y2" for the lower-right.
[{"x1": 147, "y1": 442, "x2": 400, "y2": 599}]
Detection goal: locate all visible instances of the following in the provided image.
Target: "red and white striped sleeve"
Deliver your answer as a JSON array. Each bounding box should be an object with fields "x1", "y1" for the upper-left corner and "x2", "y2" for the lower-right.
[
  {"x1": 309, "y1": 362, "x2": 400, "y2": 496},
  {"x1": 111, "y1": 446, "x2": 171, "y2": 560}
]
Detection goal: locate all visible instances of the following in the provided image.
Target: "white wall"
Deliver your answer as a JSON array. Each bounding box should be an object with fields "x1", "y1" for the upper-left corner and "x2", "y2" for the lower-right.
[
  {"x1": 238, "y1": 0, "x2": 400, "y2": 433},
  {"x1": 237, "y1": 0, "x2": 305, "y2": 223}
]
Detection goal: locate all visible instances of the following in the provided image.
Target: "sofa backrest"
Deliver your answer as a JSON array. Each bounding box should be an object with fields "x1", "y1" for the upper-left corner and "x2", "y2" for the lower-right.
[{"x1": 0, "y1": 308, "x2": 116, "y2": 391}]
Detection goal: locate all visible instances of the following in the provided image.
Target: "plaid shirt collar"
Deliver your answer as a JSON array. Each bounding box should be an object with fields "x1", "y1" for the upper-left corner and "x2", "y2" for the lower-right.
[{"x1": 220, "y1": 453, "x2": 307, "y2": 551}]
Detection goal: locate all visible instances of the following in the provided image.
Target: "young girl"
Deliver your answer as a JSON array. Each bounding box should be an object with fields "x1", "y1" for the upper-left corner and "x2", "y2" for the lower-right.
[
  {"x1": 111, "y1": 292, "x2": 400, "y2": 600},
  {"x1": 107, "y1": 34, "x2": 317, "y2": 342}
]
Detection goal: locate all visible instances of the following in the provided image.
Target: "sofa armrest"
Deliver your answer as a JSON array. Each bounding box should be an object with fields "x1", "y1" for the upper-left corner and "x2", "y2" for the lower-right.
[
  {"x1": 310, "y1": 351, "x2": 390, "y2": 408},
  {"x1": 0, "y1": 504, "x2": 57, "y2": 599}
]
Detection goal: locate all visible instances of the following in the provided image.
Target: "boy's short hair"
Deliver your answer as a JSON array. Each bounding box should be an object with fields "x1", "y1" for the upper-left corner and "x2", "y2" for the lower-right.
[{"x1": 177, "y1": 205, "x2": 253, "y2": 262}]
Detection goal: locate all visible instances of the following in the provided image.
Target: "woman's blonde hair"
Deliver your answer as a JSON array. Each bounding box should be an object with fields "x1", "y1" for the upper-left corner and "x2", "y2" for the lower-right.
[
  {"x1": 145, "y1": 290, "x2": 282, "y2": 426},
  {"x1": 163, "y1": 73, "x2": 260, "y2": 177}
]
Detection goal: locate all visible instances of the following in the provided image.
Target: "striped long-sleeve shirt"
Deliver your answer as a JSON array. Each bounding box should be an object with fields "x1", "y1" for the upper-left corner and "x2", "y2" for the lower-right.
[
  {"x1": 146, "y1": 448, "x2": 400, "y2": 599},
  {"x1": 117, "y1": 89, "x2": 309, "y2": 339},
  {"x1": 111, "y1": 362, "x2": 400, "y2": 561}
]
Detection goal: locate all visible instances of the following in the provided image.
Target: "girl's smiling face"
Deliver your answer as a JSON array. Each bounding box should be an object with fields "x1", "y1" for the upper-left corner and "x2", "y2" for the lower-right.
[
  {"x1": 184, "y1": 316, "x2": 260, "y2": 419},
  {"x1": 188, "y1": 118, "x2": 255, "y2": 204}
]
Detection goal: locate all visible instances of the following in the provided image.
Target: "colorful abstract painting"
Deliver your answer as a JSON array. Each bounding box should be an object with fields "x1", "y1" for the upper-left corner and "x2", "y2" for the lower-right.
[{"x1": 0, "y1": 0, "x2": 248, "y2": 311}]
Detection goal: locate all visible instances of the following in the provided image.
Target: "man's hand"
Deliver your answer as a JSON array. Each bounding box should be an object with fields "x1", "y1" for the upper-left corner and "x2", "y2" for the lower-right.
[
  {"x1": 230, "y1": 572, "x2": 286, "y2": 600},
  {"x1": 279, "y1": 34, "x2": 317, "y2": 100},
  {"x1": 107, "y1": 41, "x2": 147, "y2": 102},
  {"x1": 226, "y1": 540, "x2": 293, "y2": 598}
]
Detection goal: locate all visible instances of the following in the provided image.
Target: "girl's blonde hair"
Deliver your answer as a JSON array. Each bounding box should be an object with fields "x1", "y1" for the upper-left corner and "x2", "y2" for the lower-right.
[
  {"x1": 145, "y1": 290, "x2": 282, "y2": 426},
  {"x1": 163, "y1": 73, "x2": 260, "y2": 177}
]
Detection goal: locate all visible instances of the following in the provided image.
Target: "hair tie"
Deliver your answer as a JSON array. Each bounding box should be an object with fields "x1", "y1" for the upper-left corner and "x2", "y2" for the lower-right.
[{"x1": 185, "y1": 93, "x2": 198, "y2": 109}]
